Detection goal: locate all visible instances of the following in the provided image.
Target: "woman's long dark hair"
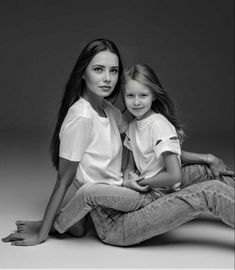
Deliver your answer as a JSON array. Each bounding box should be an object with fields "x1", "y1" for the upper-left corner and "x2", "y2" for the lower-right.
[
  {"x1": 50, "y1": 38, "x2": 124, "y2": 170},
  {"x1": 124, "y1": 64, "x2": 185, "y2": 142}
]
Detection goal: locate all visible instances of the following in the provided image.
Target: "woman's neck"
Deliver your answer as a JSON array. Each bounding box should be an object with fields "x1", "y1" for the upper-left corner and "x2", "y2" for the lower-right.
[{"x1": 82, "y1": 91, "x2": 106, "y2": 117}]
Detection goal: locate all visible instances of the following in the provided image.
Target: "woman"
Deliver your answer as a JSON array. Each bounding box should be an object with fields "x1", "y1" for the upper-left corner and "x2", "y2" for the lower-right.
[{"x1": 2, "y1": 38, "x2": 234, "y2": 246}]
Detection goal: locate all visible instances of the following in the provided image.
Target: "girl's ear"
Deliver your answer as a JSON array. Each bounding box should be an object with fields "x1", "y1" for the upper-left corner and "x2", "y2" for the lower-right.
[{"x1": 152, "y1": 93, "x2": 157, "y2": 101}]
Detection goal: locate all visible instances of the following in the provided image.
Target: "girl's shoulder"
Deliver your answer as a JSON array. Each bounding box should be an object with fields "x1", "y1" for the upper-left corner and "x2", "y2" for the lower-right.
[
  {"x1": 150, "y1": 113, "x2": 177, "y2": 135},
  {"x1": 150, "y1": 113, "x2": 172, "y2": 127}
]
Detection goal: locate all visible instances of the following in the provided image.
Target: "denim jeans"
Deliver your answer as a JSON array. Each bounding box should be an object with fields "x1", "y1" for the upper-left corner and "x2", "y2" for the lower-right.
[
  {"x1": 89, "y1": 164, "x2": 235, "y2": 246},
  {"x1": 54, "y1": 183, "x2": 161, "y2": 233}
]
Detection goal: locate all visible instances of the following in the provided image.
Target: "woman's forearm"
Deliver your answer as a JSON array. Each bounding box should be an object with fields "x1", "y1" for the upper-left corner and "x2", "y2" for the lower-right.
[
  {"x1": 37, "y1": 180, "x2": 68, "y2": 241},
  {"x1": 37, "y1": 158, "x2": 78, "y2": 242}
]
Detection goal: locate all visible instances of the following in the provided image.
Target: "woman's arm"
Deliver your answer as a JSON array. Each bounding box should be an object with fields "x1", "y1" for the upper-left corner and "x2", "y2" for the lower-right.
[
  {"x1": 181, "y1": 151, "x2": 234, "y2": 177},
  {"x1": 37, "y1": 158, "x2": 78, "y2": 242},
  {"x1": 2, "y1": 158, "x2": 78, "y2": 246},
  {"x1": 138, "y1": 152, "x2": 182, "y2": 189}
]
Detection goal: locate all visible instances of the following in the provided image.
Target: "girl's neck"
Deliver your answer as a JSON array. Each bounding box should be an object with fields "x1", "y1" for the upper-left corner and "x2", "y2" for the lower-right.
[
  {"x1": 135, "y1": 109, "x2": 155, "y2": 121},
  {"x1": 82, "y1": 91, "x2": 106, "y2": 117}
]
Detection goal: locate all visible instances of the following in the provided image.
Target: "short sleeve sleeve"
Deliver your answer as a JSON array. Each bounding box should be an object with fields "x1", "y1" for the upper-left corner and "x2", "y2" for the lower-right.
[
  {"x1": 59, "y1": 113, "x2": 92, "y2": 162},
  {"x1": 111, "y1": 105, "x2": 129, "y2": 134},
  {"x1": 152, "y1": 119, "x2": 181, "y2": 159},
  {"x1": 123, "y1": 129, "x2": 132, "y2": 151}
]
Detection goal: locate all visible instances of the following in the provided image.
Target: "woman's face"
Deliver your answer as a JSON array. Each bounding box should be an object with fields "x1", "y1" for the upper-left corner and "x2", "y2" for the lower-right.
[
  {"x1": 83, "y1": 50, "x2": 119, "y2": 98},
  {"x1": 124, "y1": 79, "x2": 155, "y2": 120}
]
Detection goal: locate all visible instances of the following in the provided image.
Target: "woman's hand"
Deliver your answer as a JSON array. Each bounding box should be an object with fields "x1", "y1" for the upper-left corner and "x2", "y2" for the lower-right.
[
  {"x1": 2, "y1": 232, "x2": 45, "y2": 246},
  {"x1": 123, "y1": 172, "x2": 149, "y2": 192},
  {"x1": 206, "y1": 154, "x2": 234, "y2": 178}
]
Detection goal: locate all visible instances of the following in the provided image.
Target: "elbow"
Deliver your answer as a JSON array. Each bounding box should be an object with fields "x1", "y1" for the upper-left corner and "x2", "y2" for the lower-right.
[
  {"x1": 56, "y1": 173, "x2": 73, "y2": 190},
  {"x1": 171, "y1": 170, "x2": 182, "y2": 185}
]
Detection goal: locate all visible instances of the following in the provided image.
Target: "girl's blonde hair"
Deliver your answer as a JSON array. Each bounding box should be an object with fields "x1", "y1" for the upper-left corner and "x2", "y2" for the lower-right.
[{"x1": 124, "y1": 64, "x2": 185, "y2": 142}]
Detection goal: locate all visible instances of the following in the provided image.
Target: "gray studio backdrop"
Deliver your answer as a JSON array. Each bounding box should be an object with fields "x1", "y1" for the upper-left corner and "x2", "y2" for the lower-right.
[{"x1": 0, "y1": 0, "x2": 233, "y2": 153}]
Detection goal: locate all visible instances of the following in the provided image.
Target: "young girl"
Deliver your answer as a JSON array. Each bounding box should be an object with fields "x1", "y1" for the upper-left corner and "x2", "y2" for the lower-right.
[{"x1": 123, "y1": 64, "x2": 183, "y2": 194}]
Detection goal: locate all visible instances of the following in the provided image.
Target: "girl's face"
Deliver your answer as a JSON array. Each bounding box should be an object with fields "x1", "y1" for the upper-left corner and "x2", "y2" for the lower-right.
[
  {"x1": 124, "y1": 79, "x2": 155, "y2": 120},
  {"x1": 83, "y1": 50, "x2": 119, "y2": 98}
]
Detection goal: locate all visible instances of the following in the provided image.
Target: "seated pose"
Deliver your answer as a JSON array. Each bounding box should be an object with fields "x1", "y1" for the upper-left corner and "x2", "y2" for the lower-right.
[
  {"x1": 49, "y1": 63, "x2": 186, "y2": 235},
  {"x1": 2, "y1": 40, "x2": 234, "y2": 247}
]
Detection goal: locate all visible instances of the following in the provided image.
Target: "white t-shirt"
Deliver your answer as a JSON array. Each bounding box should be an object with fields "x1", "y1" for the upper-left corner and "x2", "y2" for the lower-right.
[
  {"x1": 124, "y1": 113, "x2": 181, "y2": 190},
  {"x1": 59, "y1": 98, "x2": 128, "y2": 186}
]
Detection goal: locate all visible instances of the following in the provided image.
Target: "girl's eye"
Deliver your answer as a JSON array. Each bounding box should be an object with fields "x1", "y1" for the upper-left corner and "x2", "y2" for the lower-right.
[{"x1": 126, "y1": 93, "x2": 134, "y2": 97}]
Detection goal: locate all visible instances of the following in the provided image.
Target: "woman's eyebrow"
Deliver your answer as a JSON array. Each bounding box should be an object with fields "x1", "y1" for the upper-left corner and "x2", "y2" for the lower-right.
[{"x1": 92, "y1": 64, "x2": 119, "y2": 68}]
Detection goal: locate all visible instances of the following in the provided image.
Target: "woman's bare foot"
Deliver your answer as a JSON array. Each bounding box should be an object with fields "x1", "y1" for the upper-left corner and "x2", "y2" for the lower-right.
[
  {"x1": 15, "y1": 219, "x2": 86, "y2": 237},
  {"x1": 16, "y1": 220, "x2": 57, "y2": 235},
  {"x1": 68, "y1": 221, "x2": 86, "y2": 237},
  {"x1": 67, "y1": 217, "x2": 87, "y2": 238},
  {"x1": 16, "y1": 220, "x2": 41, "y2": 234}
]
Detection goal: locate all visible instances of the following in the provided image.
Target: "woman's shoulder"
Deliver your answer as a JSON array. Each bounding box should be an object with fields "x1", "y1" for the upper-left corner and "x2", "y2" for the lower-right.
[
  {"x1": 103, "y1": 99, "x2": 121, "y2": 114},
  {"x1": 68, "y1": 98, "x2": 93, "y2": 119}
]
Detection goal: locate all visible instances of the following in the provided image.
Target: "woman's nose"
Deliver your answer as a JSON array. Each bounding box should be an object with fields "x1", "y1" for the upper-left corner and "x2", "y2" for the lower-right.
[{"x1": 103, "y1": 71, "x2": 111, "y2": 82}]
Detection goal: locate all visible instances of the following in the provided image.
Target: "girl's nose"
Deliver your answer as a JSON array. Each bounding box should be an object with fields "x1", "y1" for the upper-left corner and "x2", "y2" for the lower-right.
[{"x1": 134, "y1": 96, "x2": 140, "y2": 105}]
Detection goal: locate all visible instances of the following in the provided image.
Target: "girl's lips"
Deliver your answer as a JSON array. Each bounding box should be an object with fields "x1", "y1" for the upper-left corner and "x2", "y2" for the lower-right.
[{"x1": 132, "y1": 107, "x2": 144, "y2": 110}]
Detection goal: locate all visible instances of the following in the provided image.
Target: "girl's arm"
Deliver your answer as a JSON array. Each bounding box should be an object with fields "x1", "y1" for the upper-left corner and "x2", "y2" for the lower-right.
[
  {"x1": 138, "y1": 152, "x2": 182, "y2": 189},
  {"x1": 122, "y1": 150, "x2": 148, "y2": 192},
  {"x1": 181, "y1": 150, "x2": 234, "y2": 177},
  {"x1": 123, "y1": 149, "x2": 136, "y2": 180},
  {"x1": 2, "y1": 157, "x2": 78, "y2": 246}
]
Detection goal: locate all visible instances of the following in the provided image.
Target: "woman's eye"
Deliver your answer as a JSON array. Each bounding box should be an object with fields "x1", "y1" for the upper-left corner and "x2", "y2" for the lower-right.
[
  {"x1": 110, "y1": 69, "x2": 118, "y2": 74},
  {"x1": 94, "y1": 67, "x2": 103, "y2": 73}
]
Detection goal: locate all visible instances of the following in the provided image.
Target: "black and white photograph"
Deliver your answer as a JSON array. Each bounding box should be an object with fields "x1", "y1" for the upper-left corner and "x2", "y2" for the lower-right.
[{"x1": 0, "y1": 0, "x2": 234, "y2": 269}]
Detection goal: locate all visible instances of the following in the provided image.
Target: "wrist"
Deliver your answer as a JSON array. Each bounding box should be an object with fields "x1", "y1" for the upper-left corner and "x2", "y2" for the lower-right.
[
  {"x1": 38, "y1": 231, "x2": 49, "y2": 243},
  {"x1": 205, "y1": 153, "x2": 215, "y2": 165},
  {"x1": 122, "y1": 179, "x2": 128, "y2": 187}
]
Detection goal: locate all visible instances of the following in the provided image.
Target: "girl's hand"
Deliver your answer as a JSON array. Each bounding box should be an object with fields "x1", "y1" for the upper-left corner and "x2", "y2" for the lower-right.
[
  {"x1": 123, "y1": 172, "x2": 149, "y2": 192},
  {"x1": 206, "y1": 154, "x2": 234, "y2": 178},
  {"x1": 2, "y1": 232, "x2": 45, "y2": 246},
  {"x1": 123, "y1": 179, "x2": 149, "y2": 192}
]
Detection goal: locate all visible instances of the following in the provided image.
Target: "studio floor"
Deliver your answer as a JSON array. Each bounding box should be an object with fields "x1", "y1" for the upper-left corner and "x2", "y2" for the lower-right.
[{"x1": 0, "y1": 130, "x2": 234, "y2": 269}]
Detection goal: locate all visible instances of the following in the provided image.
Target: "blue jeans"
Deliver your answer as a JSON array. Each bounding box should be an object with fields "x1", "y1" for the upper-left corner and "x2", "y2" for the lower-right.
[
  {"x1": 89, "y1": 164, "x2": 235, "y2": 246},
  {"x1": 54, "y1": 184, "x2": 161, "y2": 233}
]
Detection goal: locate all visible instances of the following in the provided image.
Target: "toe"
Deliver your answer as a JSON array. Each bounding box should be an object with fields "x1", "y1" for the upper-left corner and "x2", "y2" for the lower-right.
[{"x1": 16, "y1": 220, "x2": 24, "y2": 225}]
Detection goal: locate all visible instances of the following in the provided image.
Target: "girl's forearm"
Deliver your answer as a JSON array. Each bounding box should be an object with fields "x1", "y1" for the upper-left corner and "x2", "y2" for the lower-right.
[
  {"x1": 138, "y1": 171, "x2": 181, "y2": 189},
  {"x1": 181, "y1": 150, "x2": 208, "y2": 164}
]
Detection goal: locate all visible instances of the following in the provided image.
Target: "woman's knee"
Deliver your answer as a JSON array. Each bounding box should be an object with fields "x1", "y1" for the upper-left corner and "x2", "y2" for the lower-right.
[
  {"x1": 77, "y1": 183, "x2": 95, "y2": 195},
  {"x1": 204, "y1": 179, "x2": 225, "y2": 191}
]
